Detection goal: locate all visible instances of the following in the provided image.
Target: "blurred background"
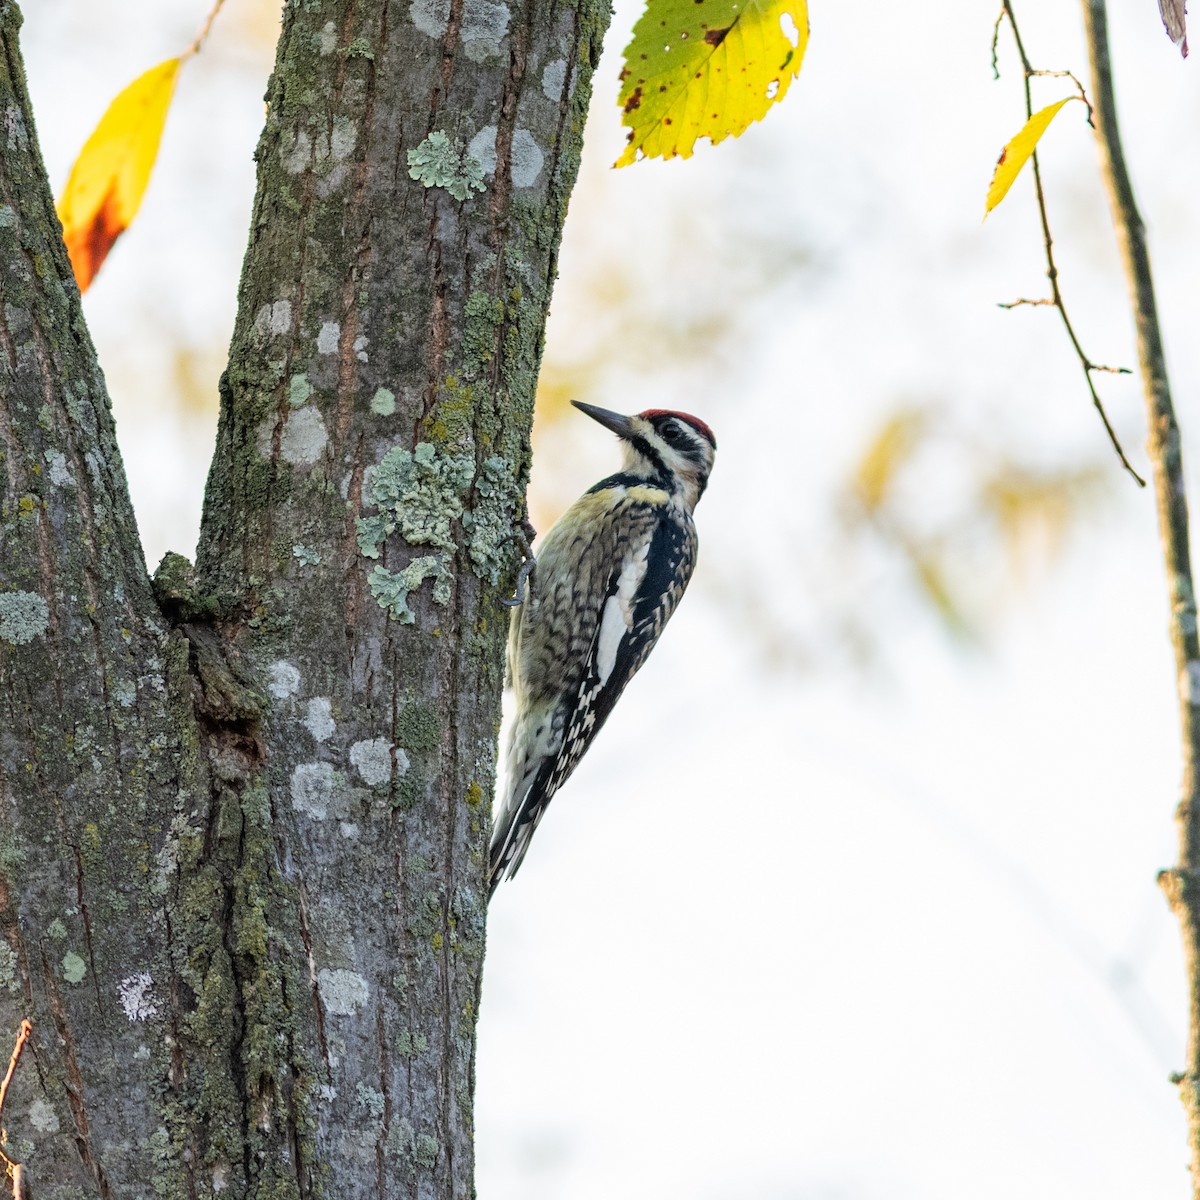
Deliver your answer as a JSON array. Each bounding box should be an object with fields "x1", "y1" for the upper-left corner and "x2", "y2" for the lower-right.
[{"x1": 22, "y1": 1, "x2": 1199, "y2": 1195}]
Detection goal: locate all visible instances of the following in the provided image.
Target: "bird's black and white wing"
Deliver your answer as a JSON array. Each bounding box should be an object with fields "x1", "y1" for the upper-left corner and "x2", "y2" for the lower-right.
[{"x1": 489, "y1": 499, "x2": 697, "y2": 890}]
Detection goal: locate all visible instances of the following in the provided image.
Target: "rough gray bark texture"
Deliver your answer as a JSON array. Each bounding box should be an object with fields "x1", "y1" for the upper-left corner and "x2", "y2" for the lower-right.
[{"x1": 0, "y1": 0, "x2": 609, "y2": 1192}]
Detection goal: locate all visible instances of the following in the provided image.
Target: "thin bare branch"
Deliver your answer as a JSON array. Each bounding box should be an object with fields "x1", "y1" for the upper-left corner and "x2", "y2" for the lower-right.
[
  {"x1": 182, "y1": 0, "x2": 229, "y2": 60},
  {"x1": 997, "y1": 296, "x2": 1055, "y2": 309},
  {"x1": 996, "y1": 0, "x2": 1144, "y2": 487},
  {"x1": 991, "y1": 6, "x2": 1007, "y2": 79},
  {"x1": 1029, "y1": 68, "x2": 1095, "y2": 123}
]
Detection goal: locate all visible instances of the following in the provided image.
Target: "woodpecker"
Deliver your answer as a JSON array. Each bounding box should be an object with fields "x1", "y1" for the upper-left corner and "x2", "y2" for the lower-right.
[{"x1": 489, "y1": 400, "x2": 717, "y2": 895}]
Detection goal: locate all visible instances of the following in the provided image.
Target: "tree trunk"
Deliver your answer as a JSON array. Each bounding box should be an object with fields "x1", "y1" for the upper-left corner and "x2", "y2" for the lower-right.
[{"x1": 0, "y1": 0, "x2": 608, "y2": 1192}]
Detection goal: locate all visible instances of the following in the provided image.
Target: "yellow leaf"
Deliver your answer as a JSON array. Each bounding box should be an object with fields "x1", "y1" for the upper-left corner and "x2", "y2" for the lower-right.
[
  {"x1": 984, "y1": 96, "x2": 1078, "y2": 217},
  {"x1": 615, "y1": 0, "x2": 808, "y2": 167},
  {"x1": 56, "y1": 58, "x2": 182, "y2": 292}
]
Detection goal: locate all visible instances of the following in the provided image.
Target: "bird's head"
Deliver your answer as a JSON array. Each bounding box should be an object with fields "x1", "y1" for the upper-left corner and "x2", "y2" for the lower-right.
[{"x1": 571, "y1": 401, "x2": 717, "y2": 509}]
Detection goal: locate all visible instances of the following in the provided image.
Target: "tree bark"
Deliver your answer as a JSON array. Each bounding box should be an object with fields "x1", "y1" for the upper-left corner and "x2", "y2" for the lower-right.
[
  {"x1": 1080, "y1": 1, "x2": 1200, "y2": 1193},
  {"x1": 0, "y1": 0, "x2": 608, "y2": 1193}
]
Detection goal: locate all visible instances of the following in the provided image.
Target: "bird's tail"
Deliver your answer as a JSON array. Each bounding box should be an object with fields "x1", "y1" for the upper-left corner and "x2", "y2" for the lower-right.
[{"x1": 488, "y1": 755, "x2": 552, "y2": 897}]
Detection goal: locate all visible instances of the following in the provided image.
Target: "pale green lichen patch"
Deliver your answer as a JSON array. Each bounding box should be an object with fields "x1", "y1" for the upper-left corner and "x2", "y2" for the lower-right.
[
  {"x1": 370, "y1": 387, "x2": 397, "y2": 416},
  {"x1": 252, "y1": 299, "x2": 293, "y2": 338},
  {"x1": 387, "y1": 1119, "x2": 440, "y2": 1170},
  {"x1": 407, "y1": 131, "x2": 486, "y2": 201},
  {"x1": 466, "y1": 125, "x2": 542, "y2": 186},
  {"x1": 317, "y1": 322, "x2": 340, "y2": 355},
  {"x1": 410, "y1": 0, "x2": 450, "y2": 37},
  {"x1": 367, "y1": 559, "x2": 450, "y2": 623},
  {"x1": 45, "y1": 448, "x2": 72, "y2": 487},
  {"x1": 358, "y1": 443, "x2": 475, "y2": 618},
  {"x1": 28, "y1": 1097, "x2": 59, "y2": 1133},
  {"x1": 292, "y1": 544, "x2": 321, "y2": 567},
  {"x1": 0, "y1": 834, "x2": 25, "y2": 875},
  {"x1": 268, "y1": 660, "x2": 301, "y2": 698},
  {"x1": 358, "y1": 442, "x2": 473, "y2": 557},
  {"x1": 356, "y1": 1083, "x2": 385, "y2": 1120},
  {"x1": 316, "y1": 968, "x2": 369, "y2": 1015},
  {"x1": 509, "y1": 129, "x2": 545, "y2": 187},
  {"x1": 289, "y1": 374, "x2": 314, "y2": 407},
  {"x1": 395, "y1": 1027, "x2": 428, "y2": 1056},
  {"x1": 467, "y1": 126, "x2": 498, "y2": 177},
  {"x1": 62, "y1": 951, "x2": 87, "y2": 984},
  {"x1": 542, "y1": 58, "x2": 567, "y2": 99},
  {"x1": 304, "y1": 697, "x2": 335, "y2": 742},
  {"x1": 280, "y1": 407, "x2": 328, "y2": 466},
  {"x1": 0, "y1": 590, "x2": 49, "y2": 644},
  {"x1": 350, "y1": 737, "x2": 406, "y2": 786},
  {"x1": 356, "y1": 439, "x2": 520, "y2": 607},
  {"x1": 461, "y1": 0, "x2": 511, "y2": 61},
  {"x1": 47, "y1": 917, "x2": 67, "y2": 940},
  {"x1": 291, "y1": 762, "x2": 335, "y2": 818}
]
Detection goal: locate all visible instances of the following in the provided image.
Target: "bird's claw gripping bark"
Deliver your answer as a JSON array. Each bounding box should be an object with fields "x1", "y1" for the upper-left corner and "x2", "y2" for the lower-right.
[{"x1": 500, "y1": 516, "x2": 537, "y2": 608}]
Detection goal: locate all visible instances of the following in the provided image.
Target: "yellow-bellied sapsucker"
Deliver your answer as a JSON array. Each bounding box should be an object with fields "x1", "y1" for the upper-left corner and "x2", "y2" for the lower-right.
[{"x1": 489, "y1": 401, "x2": 717, "y2": 895}]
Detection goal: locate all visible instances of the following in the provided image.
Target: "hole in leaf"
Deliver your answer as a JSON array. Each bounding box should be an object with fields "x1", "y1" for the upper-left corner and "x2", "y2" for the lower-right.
[{"x1": 779, "y1": 11, "x2": 800, "y2": 47}]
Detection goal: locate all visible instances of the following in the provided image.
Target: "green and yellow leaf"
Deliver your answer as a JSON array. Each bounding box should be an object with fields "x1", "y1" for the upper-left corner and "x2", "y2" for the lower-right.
[
  {"x1": 615, "y1": 0, "x2": 808, "y2": 167},
  {"x1": 984, "y1": 96, "x2": 1078, "y2": 217},
  {"x1": 56, "y1": 58, "x2": 181, "y2": 292}
]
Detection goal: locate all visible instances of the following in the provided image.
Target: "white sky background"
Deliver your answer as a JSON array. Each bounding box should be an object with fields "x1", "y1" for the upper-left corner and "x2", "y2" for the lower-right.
[{"x1": 21, "y1": 0, "x2": 1200, "y2": 1195}]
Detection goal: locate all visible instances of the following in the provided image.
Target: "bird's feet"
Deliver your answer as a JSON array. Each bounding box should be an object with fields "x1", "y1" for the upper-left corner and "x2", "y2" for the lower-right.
[{"x1": 500, "y1": 516, "x2": 537, "y2": 608}]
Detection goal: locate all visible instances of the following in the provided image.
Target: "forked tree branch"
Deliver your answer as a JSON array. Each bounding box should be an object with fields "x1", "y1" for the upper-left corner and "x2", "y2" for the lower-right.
[{"x1": 1078, "y1": 1, "x2": 1200, "y2": 1193}]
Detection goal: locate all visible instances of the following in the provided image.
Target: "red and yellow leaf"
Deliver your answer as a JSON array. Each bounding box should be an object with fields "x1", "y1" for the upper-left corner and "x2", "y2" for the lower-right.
[
  {"x1": 56, "y1": 58, "x2": 181, "y2": 292},
  {"x1": 984, "y1": 96, "x2": 1078, "y2": 217}
]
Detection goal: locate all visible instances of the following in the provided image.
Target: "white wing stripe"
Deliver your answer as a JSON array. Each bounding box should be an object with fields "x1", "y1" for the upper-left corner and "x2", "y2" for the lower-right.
[{"x1": 595, "y1": 542, "x2": 650, "y2": 686}]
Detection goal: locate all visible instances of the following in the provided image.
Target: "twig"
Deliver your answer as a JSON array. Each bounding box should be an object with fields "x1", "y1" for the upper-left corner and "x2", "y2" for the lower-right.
[
  {"x1": 1030, "y1": 68, "x2": 1095, "y2": 124},
  {"x1": 182, "y1": 0, "x2": 229, "y2": 60},
  {"x1": 996, "y1": 1, "x2": 1145, "y2": 487},
  {"x1": 1078, "y1": 4, "x2": 1200, "y2": 1193},
  {"x1": 991, "y1": 7, "x2": 1005, "y2": 78},
  {"x1": 0, "y1": 1020, "x2": 32, "y2": 1198},
  {"x1": 997, "y1": 297, "x2": 1055, "y2": 309}
]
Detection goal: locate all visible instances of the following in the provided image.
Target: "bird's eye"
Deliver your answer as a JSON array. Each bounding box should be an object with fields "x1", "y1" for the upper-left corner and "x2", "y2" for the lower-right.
[{"x1": 663, "y1": 421, "x2": 685, "y2": 445}]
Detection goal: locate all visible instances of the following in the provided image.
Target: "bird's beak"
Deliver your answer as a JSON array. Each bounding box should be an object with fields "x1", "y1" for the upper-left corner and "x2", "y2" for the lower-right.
[{"x1": 571, "y1": 400, "x2": 635, "y2": 440}]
